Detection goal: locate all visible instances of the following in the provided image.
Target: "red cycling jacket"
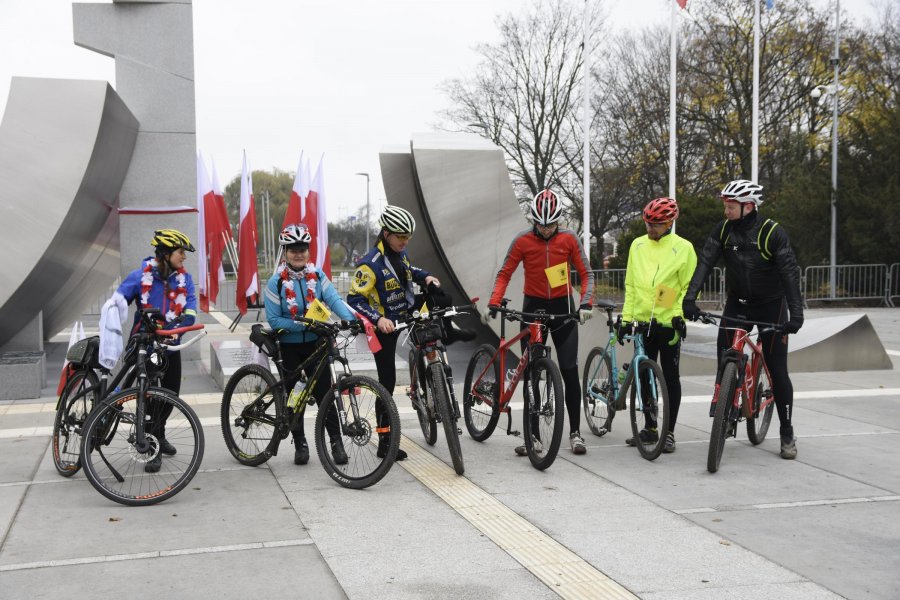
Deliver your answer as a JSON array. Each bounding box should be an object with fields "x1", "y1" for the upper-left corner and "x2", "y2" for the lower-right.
[{"x1": 489, "y1": 227, "x2": 594, "y2": 307}]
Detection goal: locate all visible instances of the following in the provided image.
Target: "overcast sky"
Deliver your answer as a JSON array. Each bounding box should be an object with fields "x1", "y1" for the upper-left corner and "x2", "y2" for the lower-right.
[{"x1": 0, "y1": 0, "x2": 882, "y2": 223}]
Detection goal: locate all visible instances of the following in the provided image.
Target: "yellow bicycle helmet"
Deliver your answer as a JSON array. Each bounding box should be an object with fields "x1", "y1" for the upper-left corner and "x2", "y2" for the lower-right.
[{"x1": 151, "y1": 229, "x2": 195, "y2": 252}]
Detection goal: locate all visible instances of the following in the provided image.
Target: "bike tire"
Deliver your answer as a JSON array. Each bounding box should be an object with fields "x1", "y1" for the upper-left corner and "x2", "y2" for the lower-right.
[
  {"x1": 746, "y1": 362, "x2": 775, "y2": 445},
  {"x1": 409, "y1": 348, "x2": 437, "y2": 445},
  {"x1": 627, "y1": 359, "x2": 669, "y2": 461},
  {"x1": 315, "y1": 375, "x2": 399, "y2": 489},
  {"x1": 430, "y1": 363, "x2": 464, "y2": 475},
  {"x1": 221, "y1": 363, "x2": 282, "y2": 467},
  {"x1": 582, "y1": 346, "x2": 614, "y2": 437},
  {"x1": 53, "y1": 368, "x2": 100, "y2": 477},
  {"x1": 81, "y1": 387, "x2": 204, "y2": 506},
  {"x1": 523, "y1": 357, "x2": 564, "y2": 471},
  {"x1": 708, "y1": 362, "x2": 739, "y2": 473},
  {"x1": 463, "y1": 344, "x2": 501, "y2": 442}
]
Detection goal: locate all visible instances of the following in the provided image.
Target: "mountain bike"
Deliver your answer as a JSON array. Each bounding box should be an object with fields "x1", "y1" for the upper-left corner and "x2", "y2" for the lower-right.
[
  {"x1": 462, "y1": 299, "x2": 568, "y2": 470},
  {"x1": 221, "y1": 317, "x2": 400, "y2": 489},
  {"x1": 582, "y1": 309, "x2": 670, "y2": 460},
  {"x1": 397, "y1": 301, "x2": 473, "y2": 475},
  {"x1": 78, "y1": 309, "x2": 206, "y2": 505},
  {"x1": 699, "y1": 312, "x2": 778, "y2": 473}
]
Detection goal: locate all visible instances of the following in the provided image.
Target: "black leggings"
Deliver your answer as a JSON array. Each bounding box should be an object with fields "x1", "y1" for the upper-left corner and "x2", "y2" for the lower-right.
[
  {"x1": 147, "y1": 351, "x2": 181, "y2": 438},
  {"x1": 717, "y1": 297, "x2": 793, "y2": 428},
  {"x1": 520, "y1": 296, "x2": 581, "y2": 434},
  {"x1": 641, "y1": 328, "x2": 682, "y2": 433},
  {"x1": 281, "y1": 341, "x2": 339, "y2": 443},
  {"x1": 373, "y1": 330, "x2": 401, "y2": 429}
]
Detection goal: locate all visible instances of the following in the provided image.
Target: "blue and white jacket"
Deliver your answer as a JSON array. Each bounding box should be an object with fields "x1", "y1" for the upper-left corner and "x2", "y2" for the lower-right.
[
  {"x1": 347, "y1": 239, "x2": 430, "y2": 324},
  {"x1": 264, "y1": 265, "x2": 355, "y2": 344},
  {"x1": 118, "y1": 257, "x2": 198, "y2": 335}
]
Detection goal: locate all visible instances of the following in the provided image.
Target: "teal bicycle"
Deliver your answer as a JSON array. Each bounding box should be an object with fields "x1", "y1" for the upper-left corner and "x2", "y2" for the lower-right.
[{"x1": 582, "y1": 301, "x2": 670, "y2": 460}]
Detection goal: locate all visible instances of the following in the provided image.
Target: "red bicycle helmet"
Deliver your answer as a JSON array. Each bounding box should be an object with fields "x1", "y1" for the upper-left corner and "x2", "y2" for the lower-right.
[{"x1": 642, "y1": 197, "x2": 679, "y2": 224}]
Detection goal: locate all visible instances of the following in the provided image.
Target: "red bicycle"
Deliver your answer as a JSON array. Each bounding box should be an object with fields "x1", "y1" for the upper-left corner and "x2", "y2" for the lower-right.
[
  {"x1": 699, "y1": 312, "x2": 777, "y2": 473},
  {"x1": 462, "y1": 300, "x2": 570, "y2": 470}
]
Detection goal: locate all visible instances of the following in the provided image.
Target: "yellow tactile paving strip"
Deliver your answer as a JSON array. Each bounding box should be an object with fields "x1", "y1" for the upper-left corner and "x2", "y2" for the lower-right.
[{"x1": 398, "y1": 436, "x2": 638, "y2": 600}]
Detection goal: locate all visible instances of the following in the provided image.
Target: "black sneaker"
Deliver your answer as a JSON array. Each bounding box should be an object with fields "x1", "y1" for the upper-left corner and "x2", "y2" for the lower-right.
[
  {"x1": 625, "y1": 428, "x2": 659, "y2": 446},
  {"x1": 144, "y1": 454, "x2": 162, "y2": 473},
  {"x1": 159, "y1": 438, "x2": 177, "y2": 456},
  {"x1": 331, "y1": 440, "x2": 348, "y2": 465},
  {"x1": 294, "y1": 440, "x2": 309, "y2": 465},
  {"x1": 662, "y1": 432, "x2": 676, "y2": 454},
  {"x1": 376, "y1": 436, "x2": 408, "y2": 460},
  {"x1": 780, "y1": 437, "x2": 797, "y2": 459}
]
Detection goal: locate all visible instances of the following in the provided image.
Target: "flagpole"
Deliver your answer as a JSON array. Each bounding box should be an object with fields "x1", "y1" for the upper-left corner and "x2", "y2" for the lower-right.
[
  {"x1": 752, "y1": 0, "x2": 761, "y2": 183},
  {"x1": 669, "y1": 0, "x2": 678, "y2": 233},
  {"x1": 582, "y1": 0, "x2": 591, "y2": 257}
]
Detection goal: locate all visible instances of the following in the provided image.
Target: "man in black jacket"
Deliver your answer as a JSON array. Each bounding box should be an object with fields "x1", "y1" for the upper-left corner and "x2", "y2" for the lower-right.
[{"x1": 682, "y1": 180, "x2": 803, "y2": 459}]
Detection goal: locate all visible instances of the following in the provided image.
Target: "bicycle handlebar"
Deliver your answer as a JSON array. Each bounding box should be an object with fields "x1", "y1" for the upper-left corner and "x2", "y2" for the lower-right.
[
  {"x1": 160, "y1": 329, "x2": 208, "y2": 352},
  {"x1": 697, "y1": 312, "x2": 783, "y2": 333},
  {"x1": 294, "y1": 316, "x2": 363, "y2": 336},
  {"x1": 393, "y1": 304, "x2": 474, "y2": 331},
  {"x1": 491, "y1": 305, "x2": 578, "y2": 324},
  {"x1": 154, "y1": 323, "x2": 204, "y2": 337}
]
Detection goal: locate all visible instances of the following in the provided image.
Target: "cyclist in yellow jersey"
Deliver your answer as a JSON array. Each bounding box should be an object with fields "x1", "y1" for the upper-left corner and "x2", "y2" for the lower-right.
[{"x1": 618, "y1": 198, "x2": 697, "y2": 453}]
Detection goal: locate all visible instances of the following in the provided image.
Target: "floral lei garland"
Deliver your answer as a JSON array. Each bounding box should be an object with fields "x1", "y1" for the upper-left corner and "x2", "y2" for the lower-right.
[
  {"x1": 141, "y1": 258, "x2": 188, "y2": 322},
  {"x1": 277, "y1": 262, "x2": 318, "y2": 318}
]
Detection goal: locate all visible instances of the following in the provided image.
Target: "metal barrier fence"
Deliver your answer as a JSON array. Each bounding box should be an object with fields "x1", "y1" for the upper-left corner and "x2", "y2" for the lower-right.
[
  {"x1": 890, "y1": 263, "x2": 900, "y2": 307},
  {"x1": 803, "y1": 264, "x2": 892, "y2": 306}
]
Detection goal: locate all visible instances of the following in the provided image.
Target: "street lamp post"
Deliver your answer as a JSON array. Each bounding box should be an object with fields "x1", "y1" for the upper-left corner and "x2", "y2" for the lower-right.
[
  {"x1": 355, "y1": 172, "x2": 371, "y2": 249},
  {"x1": 811, "y1": 1, "x2": 840, "y2": 299}
]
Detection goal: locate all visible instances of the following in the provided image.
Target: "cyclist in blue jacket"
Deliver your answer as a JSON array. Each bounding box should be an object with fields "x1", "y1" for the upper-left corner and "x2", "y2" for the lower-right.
[
  {"x1": 116, "y1": 228, "x2": 198, "y2": 472},
  {"x1": 264, "y1": 224, "x2": 356, "y2": 466}
]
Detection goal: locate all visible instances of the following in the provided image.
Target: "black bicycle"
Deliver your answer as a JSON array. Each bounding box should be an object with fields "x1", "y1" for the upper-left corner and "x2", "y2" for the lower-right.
[
  {"x1": 221, "y1": 317, "x2": 401, "y2": 489},
  {"x1": 397, "y1": 301, "x2": 473, "y2": 475},
  {"x1": 76, "y1": 309, "x2": 206, "y2": 505}
]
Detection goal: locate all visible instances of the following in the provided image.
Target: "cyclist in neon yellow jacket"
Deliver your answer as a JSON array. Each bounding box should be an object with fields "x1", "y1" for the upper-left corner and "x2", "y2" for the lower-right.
[{"x1": 618, "y1": 198, "x2": 697, "y2": 454}]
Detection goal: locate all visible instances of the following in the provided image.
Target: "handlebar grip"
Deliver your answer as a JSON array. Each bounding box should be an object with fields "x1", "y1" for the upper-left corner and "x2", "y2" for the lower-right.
[{"x1": 155, "y1": 323, "x2": 205, "y2": 337}]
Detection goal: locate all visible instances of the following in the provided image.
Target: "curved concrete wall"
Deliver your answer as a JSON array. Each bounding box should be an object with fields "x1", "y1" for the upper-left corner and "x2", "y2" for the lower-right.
[{"x1": 0, "y1": 77, "x2": 138, "y2": 345}]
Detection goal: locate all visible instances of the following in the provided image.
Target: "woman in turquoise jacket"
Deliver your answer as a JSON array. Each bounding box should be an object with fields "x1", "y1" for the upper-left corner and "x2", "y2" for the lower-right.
[{"x1": 264, "y1": 224, "x2": 355, "y2": 466}]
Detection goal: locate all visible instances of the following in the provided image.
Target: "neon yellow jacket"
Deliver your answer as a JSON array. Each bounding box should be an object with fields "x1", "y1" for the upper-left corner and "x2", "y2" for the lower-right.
[{"x1": 622, "y1": 232, "x2": 697, "y2": 327}]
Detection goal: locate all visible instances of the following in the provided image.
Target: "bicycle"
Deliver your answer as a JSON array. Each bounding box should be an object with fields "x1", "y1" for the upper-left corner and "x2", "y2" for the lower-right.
[
  {"x1": 397, "y1": 300, "x2": 474, "y2": 475},
  {"x1": 77, "y1": 309, "x2": 206, "y2": 505},
  {"x1": 582, "y1": 307, "x2": 671, "y2": 461},
  {"x1": 462, "y1": 299, "x2": 569, "y2": 470},
  {"x1": 698, "y1": 312, "x2": 777, "y2": 473},
  {"x1": 221, "y1": 317, "x2": 401, "y2": 489}
]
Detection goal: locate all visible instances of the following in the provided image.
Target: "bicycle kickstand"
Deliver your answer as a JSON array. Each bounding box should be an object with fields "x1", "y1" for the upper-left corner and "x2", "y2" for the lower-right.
[{"x1": 505, "y1": 408, "x2": 520, "y2": 437}]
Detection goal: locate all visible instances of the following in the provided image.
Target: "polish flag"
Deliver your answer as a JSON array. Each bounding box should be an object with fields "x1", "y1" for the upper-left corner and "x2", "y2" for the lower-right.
[
  {"x1": 309, "y1": 155, "x2": 331, "y2": 277},
  {"x1": 196, "y1": 153, "x2": 212, "y2": 312},
  {"x1": 283, "y1": 152, "x2": 308, "y2": 230},
  {"x1": 197, "y1": 153, "x2": 228, "y2": 311},
  {"x1": 211, "y1": 160, "x2": 234, "y2": 243},
  {"x1": 236, "y1": 151, "x2": 259, "y2": 314}
]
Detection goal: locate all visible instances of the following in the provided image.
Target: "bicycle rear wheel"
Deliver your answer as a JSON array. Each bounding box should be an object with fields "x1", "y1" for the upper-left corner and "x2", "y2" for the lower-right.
[
  {"x1": 582, "y1": 346, "x2": 614, "y2": 437},
  {"x1": 53, "y1": 368, "x2": 100, "y2": 477},
  {"x1": 523, "y1": 357, "x2": 564, "y2": 471},
  {"x1": 708, "y1": 362, "x2": 739, "y2": 473},
  {"x1": 746, "y1": 363, "x2": 775, "y2": 445},
  {"x1": 221, "y1": 363, "x2": 282, "y2": 466},
  {"x1": 463, "y1": 344, "x2": 501, "y2": 441},
  {"x1": 430, "y1": 362, "x2": 464, "y2": 475},
  {"x1": 315, "y1": 375, "x2": 399, "y2": 489},
  {"x1": 81, "y1": 387, "x2": 204, "y2": 506},
  {"x1": 409, "y1": 348, "x2": 437, "y2": 445},
  {"x1": 627, "y1": 359, "x2": 669, "y2": 461}
]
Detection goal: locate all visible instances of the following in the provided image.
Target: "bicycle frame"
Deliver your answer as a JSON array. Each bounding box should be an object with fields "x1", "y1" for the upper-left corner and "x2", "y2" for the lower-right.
[
  {"x1": 712, "y1": 325, "x2": 774, "y2": 420},
  {"x1": 400, "y1": 306, "x2": 464, "y2": 418},
  {"x1": 470, "y1": 306, "x2": 551, "y2": 436}
]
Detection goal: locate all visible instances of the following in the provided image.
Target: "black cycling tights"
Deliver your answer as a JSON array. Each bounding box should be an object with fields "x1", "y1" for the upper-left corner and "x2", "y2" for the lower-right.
[{"x1": 717, "y1": 297, "x2": 793, "y2": 428}]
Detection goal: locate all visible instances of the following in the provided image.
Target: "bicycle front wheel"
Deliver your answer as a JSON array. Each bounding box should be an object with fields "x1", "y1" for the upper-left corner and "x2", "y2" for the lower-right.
[
  {"x1": 582, "y1": 346, "x2": 614, "y2": 437},
  {"x1": 221, "y1": 363, "x2": 282, "y2": 466},
  {"x1": 746, "y1": 363, "x2": 775, "y2": 445},
  {"x1": 463, "y1": 344, "x2": 501, "y2": 441},
  {"x1": 81, "y1": 387, "x2": 204, "y2": 506},
  {"x1": 523, "y1": 357, "x2": 564, "y2": 471},
  {"x1": 409, "y1": 348, "x2": 437, "y2": 445},
  {"x1": 53, "y1": 368, "x2": 100, "y2": 477},
  {"x1": 430, "y1": 362, "x2": 464, "y2": 475},
  {"x1": 627, "y1": 359, "x2": 669, "y2": 461},
  {"x1": 315, "y1": 375, "x2": 399, "y2": 489},
  {"x1": 708, "y1": 362, "x2": 739, "y2": 473}
]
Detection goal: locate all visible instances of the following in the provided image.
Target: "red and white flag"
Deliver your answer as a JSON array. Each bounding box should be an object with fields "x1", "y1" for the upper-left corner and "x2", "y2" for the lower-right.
[
  {"x1": 283, "y1": 152, "x2": 308, "y2": 229},
  {"x1": 196, "y1": 153, "x2": 211, "y2": 312},
  {"x1": 309, "y1": 155, "x2": 331, "y2": 277},
  {"x1": 236, "y1": 151, "x2": 259, "y2": 314},
  {"x1": 211, "y1": 160, "x2": 234, "y2": 243},
  {"x1": 197, "y1": 153, "x2": 229, "y2": 311}
]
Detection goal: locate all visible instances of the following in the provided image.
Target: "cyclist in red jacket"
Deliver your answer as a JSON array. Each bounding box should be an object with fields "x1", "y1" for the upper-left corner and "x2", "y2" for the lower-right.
[{"x1": 485, "y1": 189, "x2": 595, "y2": 455}]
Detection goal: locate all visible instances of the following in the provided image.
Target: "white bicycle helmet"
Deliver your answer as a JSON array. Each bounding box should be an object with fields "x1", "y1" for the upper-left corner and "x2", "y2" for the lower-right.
[
  {"x1": 530, "y1": 189, "x2": 563, "y2": 225},
  {"x1": 279, "y1": 224, "x2": 312, "y2": 247},
  {"x1": 379, "y1": 205, "x2": 416, "y2": 235},
  {"x1": 720, "y1": 179, "x2": 764, "y2": 207}
]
